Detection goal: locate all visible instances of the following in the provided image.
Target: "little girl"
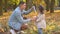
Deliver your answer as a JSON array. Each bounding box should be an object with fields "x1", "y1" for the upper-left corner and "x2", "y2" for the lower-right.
[{"x1": 35, "y1": 5, "x2": 46, "y2": 34}]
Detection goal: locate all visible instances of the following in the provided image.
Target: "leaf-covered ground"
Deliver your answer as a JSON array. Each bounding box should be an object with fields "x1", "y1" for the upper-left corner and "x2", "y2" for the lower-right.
[{"x1": 0, "y1": 10, "x2": 60, "y2": 34}]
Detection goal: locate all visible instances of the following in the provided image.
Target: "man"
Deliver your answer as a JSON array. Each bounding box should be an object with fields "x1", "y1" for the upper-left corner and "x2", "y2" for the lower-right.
[{"x1": 8, "y1": 1, "x2": 35, "y2": 33}]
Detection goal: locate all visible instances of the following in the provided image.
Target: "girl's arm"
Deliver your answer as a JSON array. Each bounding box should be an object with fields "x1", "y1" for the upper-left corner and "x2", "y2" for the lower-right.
[{"x1": 36, "y1": 14, "x2": 45, "y2": 22}]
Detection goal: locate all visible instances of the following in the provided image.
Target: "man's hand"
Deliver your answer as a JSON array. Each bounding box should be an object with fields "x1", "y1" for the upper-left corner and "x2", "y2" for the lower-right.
[
  {"x1": 32, "y1": 6, "x2": 35, "y2": 8},
  {"x1": 31, "y1": 6, "x2": 35, "y2": 10},
  {"x1": 31, "y1": 16, "x2": 37, "y2": 21}
]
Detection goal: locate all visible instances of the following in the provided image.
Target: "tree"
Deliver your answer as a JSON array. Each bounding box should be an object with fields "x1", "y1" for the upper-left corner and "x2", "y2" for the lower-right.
[
  {"x1": 44, "y1": 0, "x2": 50, "y2": 11},
  {"x1": 0, "y1": 0, "x2": 3, "y2": 16},
  {"x1": 50, "y1": 0, "x2": 55, "y2": 13},
  {"x1": 13, "y1": 0, "x2": 17, "y2": 9},
  {"x1": 26, "y1": 0, "x2": 33, "y2": 10},
  {"x1": 4, "y1": 0, "x2": 8, "y2": 12},
  {"x1": 44, "y1": 0, "x2": 55, "y2": 13},
  {"x1": 58, "y1": 0, "x2": 60, "y2": 7},
  {"x1": 4, "y1": 0, "x2": 20, "y2": 11}
]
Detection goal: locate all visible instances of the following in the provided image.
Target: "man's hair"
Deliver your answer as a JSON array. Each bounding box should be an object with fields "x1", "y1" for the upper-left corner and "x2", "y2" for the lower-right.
[{"x1": 19, "y1": 1, "x2": 26, "y2": 5}]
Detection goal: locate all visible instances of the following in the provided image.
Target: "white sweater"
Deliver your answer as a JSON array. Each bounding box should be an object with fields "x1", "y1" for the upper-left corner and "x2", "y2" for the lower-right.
[{"x1": 35, "y1": 14, "x2": 46, "y2": 29}]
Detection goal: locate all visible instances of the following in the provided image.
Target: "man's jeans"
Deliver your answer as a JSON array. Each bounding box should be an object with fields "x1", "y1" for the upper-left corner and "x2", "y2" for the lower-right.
[{"x1": 38, "y1": 28, "x2": 43, "y2": 34}]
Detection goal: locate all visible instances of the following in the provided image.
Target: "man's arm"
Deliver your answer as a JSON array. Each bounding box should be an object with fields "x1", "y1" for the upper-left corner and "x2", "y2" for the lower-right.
[
  {"x1": 15, "y1": 11, "x2": 31, "y2": 23},
  {"x1": 22, "y1": 8, "x2": 33, "y2": 14},
  {"x1": 22, "y1": 6, "x2": 35, "y2": 14}
]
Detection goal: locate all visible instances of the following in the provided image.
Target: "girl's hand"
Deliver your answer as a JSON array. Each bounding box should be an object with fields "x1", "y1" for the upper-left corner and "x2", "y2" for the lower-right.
[{"x1": 31, "y1": 16, "x2": 37, "y2": 21}]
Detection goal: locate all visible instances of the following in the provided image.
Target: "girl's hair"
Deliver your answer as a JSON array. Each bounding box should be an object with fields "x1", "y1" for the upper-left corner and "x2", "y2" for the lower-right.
[{"x1": 38, "y1": 5, "x2": 44, "y2": 14}]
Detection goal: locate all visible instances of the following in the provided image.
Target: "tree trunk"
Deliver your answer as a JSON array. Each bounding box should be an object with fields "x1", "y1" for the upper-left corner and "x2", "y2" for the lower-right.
[
  {"x1": 50, "y1": 0, "x2": 55, "y2": 13},
  {"x1": 13, "y1": 0, "x2": 17, "y2": 9},
  {"x1": 0, "y1": 0, "x2": 3, "y2": 16},
  {"x1": 26, "y1": 0, "x2": 33, "y2": 10},
  {"x1": 5, "y1": 0, "x2": 7, "y2": 12},
  {"x1": 44, "y1": 0, "x2": 50, "y2": 11},
  {"x1": 58, "y1": 0, "x2": 60, "y2": 7},
  {"x1": 20, "y1": 0, "x2": 23, "y2": 1}
]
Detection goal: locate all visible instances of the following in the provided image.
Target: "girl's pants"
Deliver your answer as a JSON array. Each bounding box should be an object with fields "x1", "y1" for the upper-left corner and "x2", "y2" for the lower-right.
[{"x1": 38, "y1": 28, "x2": 43, "y2": 34}]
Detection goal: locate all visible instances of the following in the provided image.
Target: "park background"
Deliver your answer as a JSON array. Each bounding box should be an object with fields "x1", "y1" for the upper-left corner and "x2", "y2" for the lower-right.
[{"x1": 0, "y1": 0, "x2": 60, "y2": 34}]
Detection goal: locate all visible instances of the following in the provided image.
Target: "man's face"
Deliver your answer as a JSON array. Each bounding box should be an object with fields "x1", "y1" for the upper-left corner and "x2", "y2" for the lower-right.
[{"x1": 21, "y1": 3, "x2": 26, "y2": 10}]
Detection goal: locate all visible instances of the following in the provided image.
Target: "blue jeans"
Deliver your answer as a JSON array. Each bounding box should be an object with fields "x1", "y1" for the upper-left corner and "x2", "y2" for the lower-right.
[{"x1": 38, "y1": 28, "x2": 43, "y2": 34}]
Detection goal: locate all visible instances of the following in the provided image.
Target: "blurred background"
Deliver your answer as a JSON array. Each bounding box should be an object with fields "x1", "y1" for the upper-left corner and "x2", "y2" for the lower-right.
[{"x1": 0, "y1": 0, "x2": 60, "y2": 34}]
